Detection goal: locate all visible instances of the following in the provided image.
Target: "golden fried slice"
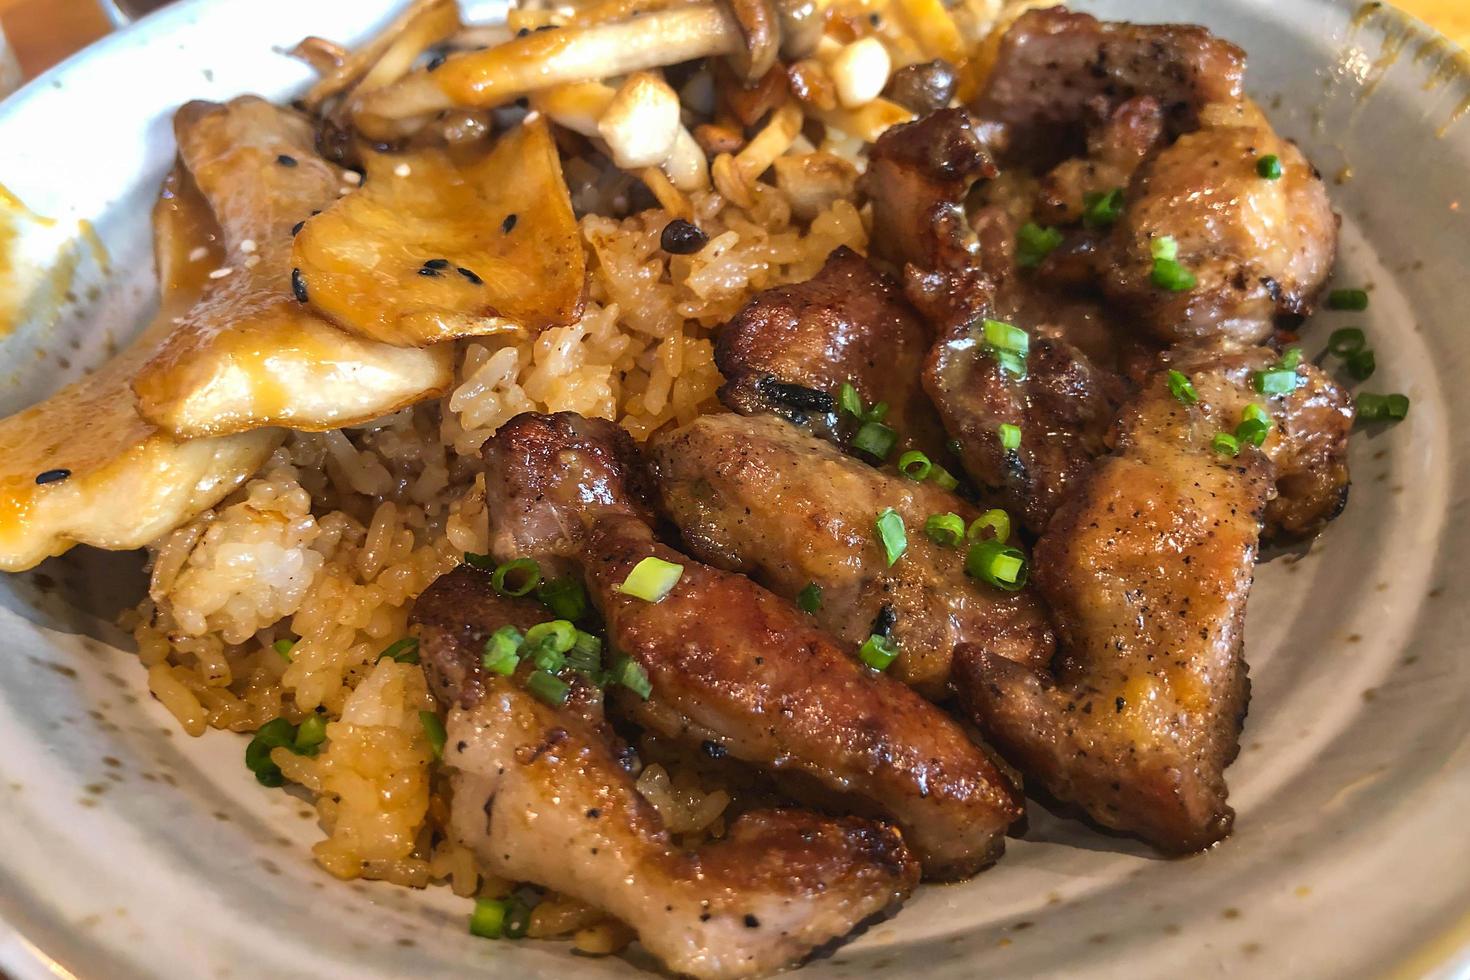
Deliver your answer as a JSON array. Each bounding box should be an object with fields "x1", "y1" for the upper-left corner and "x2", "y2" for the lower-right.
[
  {"x1": 131, "y1": 97, "x2": 453, "y2": 438},
  {"x1": 291, "y1": 118, "x2": 585, "y2": 346},
  {"x1": 0, "y1": 167, "x2": 280, "y2": 571}
]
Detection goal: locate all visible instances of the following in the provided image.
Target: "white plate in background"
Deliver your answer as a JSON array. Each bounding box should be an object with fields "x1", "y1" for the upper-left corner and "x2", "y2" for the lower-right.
[{"x1": 0, "y1": 1, "x2": 1467, "y2": 977}]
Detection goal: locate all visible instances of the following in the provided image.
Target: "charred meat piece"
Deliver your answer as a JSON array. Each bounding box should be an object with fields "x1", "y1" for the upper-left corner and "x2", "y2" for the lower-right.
[
  {"x1": 1035, "y1": 95, "x2": 1166, "y2": 225},
  {"x1": 649, "y1": 413, "x2": 1054, "y2": 697},
  {"x1": 483, "y1": 413, "x2": 1024, "y2": 878},
  {"x1": 862, "y1": 108, "x2": 1000, "y2": 334},
  {"x1": 715, "y1": 246, "x2": 949, "y2": 460},
  {"x1": 925, "y1": 321, "x2": 1124, "y2": 534},
  {"x1": 972, "y1": 7, "x2": 1245, "y2": 165},
  {"x1": 414, "y1": 566, "x2": 918, "y2": 980},
  {"x1": 952, "y1": 348, "x2": 1349, "y2": 852},
  {"x1": 1101, "y1": 100, "x2": 1338, "y2": 347}
]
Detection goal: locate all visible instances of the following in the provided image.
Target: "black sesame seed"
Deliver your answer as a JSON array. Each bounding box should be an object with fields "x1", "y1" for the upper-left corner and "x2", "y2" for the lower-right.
[
  {"x1": 660, "y1": 218, "x2": 708, "y2": 255},
  {"x1": 744, "y1": 915, "x2": 760, "y2": 929},
  {"x1": 501, "y1": 213, "x2": 518, "y2": 234},
  {"x1": 290, "y1": 220, "x2": 304, "y2": 237},
  {"x1": 418, "y1": 267, "x2": 440, "y2": 277},
  {"x1": 423, "y1": 258, "x2": 450, "y2": 270},
  {"x1": 291, "y1": 268, "x2": 308, "y2": 303},
  {"x1": 457, "y1": 266, "x2": 484, "y2": 285},
  {"x1": 276, "y1": 154, "x2": 298, "y2": 167},
  {"x1": 34, "y1": 468, "x2": 71, "y2": 485},
  {"x1": 586, "y1": 807, "x2": 601, "y2": 819}
]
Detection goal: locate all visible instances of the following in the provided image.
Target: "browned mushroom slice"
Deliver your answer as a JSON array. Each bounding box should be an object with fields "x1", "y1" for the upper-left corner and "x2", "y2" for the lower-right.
[
  {"x1": 717, "y1": 0, "x2": 781, "y2": 82},
  {"x1": 292, "y1": 117, "x2": 585, "y2": 347}
]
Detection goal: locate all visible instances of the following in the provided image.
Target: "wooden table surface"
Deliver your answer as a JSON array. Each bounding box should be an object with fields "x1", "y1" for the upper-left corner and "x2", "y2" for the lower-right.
[{"x1": 1, "y1": 0, "x2": 1467, "y2": 84}]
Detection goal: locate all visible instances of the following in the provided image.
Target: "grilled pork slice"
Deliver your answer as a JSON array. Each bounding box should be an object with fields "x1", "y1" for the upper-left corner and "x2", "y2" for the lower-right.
[
  {"x1": 482, "y1": 413, "x2": 1024, "y2": 878},
  {"x1": 649, "y1": 413, "x2": 1054, "y2": 697},
  {"x1": 952, "y1": 348, "x2": 1351, "y2": 852},
  {"x1": 972, "y1": 7, "x2": 1246, "y2": 165},
  {"x1": 715, "y1": 246, "x2": 949, "y2": 461},
  {"x1": 131, "y1": 97, "x2": 452, "y2": 437},
  {"x1": 412, "y1": 566, "x2": 917, "y2": 980}
]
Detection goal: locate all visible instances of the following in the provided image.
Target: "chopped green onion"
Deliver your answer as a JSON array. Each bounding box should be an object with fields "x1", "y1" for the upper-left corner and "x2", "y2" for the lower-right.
[
  {"x1": 470, "y1": 898, "x2": 511, "y2": 939},
  {"x1": 1328, "y1": 288, "x2": 1369, "y2": 311},
  {"x1": 1254, "y1": 349, "x2": 1303, "y2": 395},
  {"x1": 997, "y1": 423, "x2": 1021, "y2": 451},
  {"x1": 1083, "y1": 187, "x2": 1125, "y2": 229},
  {"x1": 797, "y1": 582, "x2": 823, "y2": 612},
  {"x1": 898, "y1": 450, "x2": 932, "y2": 481},
  {"x1": 526, "y1": 669, "x2": 571, "y2": 707},
  {"x1": 1356, "y1": 392, "x2": 1410, "y2": 422},
  {"x1": 482, "y1": 625, "x2": 524, "y2": 675},
  {"x1": 1152, "y1": 259, "x2": 1196, "y2": 292},
  {"x1": 982, "y1": 318, "x2": 1029, "y2": 355},
  {"x1": 924, "y1": 513, "x2": 965, "y2": 547},
  {"x1": 377, "y1": 636, "x2": 420, "y2": 664},
  {"x1": 1327, "y1": 327, "x2": 1366, "y2": 356},
  {"x1": 245, "y1": 717, "x2": 298, "y2": 787},
  {"x1": 464, "y1": 551, "x2": 497, "y2": 570},
  {"x1": 1242, "y1": 403, "x2": 1270, "y2": 424},
  {"x1": 1212, "y1": 432, "x2": 1241, "y2": 456},
  {"x1": 609, "y1": 654, "x2": 652, "y2": 700},
  {"x1": 1345, "y1": 348, "x2": 1376, "y2": 380},
  {"x1": 617, "y1": 556, "x2": 684, "y2": 603},
  {"x1": 852, "y1": 420, "x2": 898, "y2": 460},
  {"x1": 294, "y1": 714, "x2": 327, "y2": 754},
  {"x1": 1280, "y1": 347, "x2": 1303, "y2": 371},
  {"x1": 864, "y1": 401, "x2": 890, "y2": 423},
  {"x1": 565, "y1": 631, "x2": 603, "y2": 674},
  {"x1": 256, "y1": 717, "x2": 296, "y2": 749},
  {"x1": 419, "y1": 710, "x2": 447, "y2": 759},
  {"x1": 1150, "y1": 236, "x2": 1180, "y2": 262},
  {"x1": 929, "y1": 465, "x2": 959, "y2": 491},
  {"x1": 1167, "y1": 369, "x2": 1199, "y2": 405},
  {"x1": 1234, "y1": 417, "x2": 1271, "y2": 448},
  {"x1": 857, "y1": 633, "x2": 899, "y2": 671},
  {"x1": 968, "y1": 509, "x2": 1011, "y2": 544},
  {"x1": 1016, "y1": 221, "x2": 1063, "y2": 268},
  {"x1": 875, "y1": 508, "x2": 908, "y2": 567},
  {"x1": 536, "y1": 577, "x2": 588, "y2": 621},
  {"x1": 503, "y1": 898, "x2": 533, "y2": 939},
  {"x1": 524, "y1": 620, "x2": 576, "y2": 655},
  {"x1": 1256, "y1": 154, "x2": 1282, "y2": 180},
  {"x1": 965, "y1": 540, "x2": 1028, "y2": 591},
  {"x1": 838, "y1": 381, "x2": 863, "y2": 417},
  {"x1": 491, "y1": 558, "x2": 542, "y2": 597},
  {"x1": 272, "y1": 638, "x2": 295, "y2": 662}
]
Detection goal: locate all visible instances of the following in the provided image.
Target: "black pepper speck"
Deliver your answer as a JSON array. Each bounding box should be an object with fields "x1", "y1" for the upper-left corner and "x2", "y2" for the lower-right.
[
  {"x1": 276, "y1": 154, "x2": 297, "y2": 167},
  {"x1": 291, "y1": 268, "x2": 308, "y2": 303},
  {"x1": 291, "y1": 220, "x2": 304, "y2": 237}
]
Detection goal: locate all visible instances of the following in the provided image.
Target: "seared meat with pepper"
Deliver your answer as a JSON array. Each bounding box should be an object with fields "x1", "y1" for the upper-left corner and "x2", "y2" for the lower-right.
[
  {"x1": 413, "y1": 565, "x2": 918, "y2": 980},
  {"x1": 1101, "y1": 100, "x2": 1338, "y2": 346},
  {"x1": 715, "y1": 246, "x2": 949, "y2": 460},
  {"x1": 482, "y1": 413, "x2": 1024, "y2": 878},
  {"x1": 952, "y1": 348, "x2": 1351, "y2": 852},
  {"x1": 649, "y1": 413, "x2": 1054, "y2": 697},
  {"x1": 972, "y1": 7, "x2": 1245, "y2": 165}
]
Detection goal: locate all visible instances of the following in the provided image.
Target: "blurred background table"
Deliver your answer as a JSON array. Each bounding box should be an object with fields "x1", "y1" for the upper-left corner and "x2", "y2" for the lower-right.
[{"x1": 0, "y1": 0, "x2": 1467, "y2": 89}]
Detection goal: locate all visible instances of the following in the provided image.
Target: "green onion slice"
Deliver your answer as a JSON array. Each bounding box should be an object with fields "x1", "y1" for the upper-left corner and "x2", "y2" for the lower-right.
[
  {"x1": 1356, "y1": 392, "x2": 1410, "y2": 422},
  {"x1": 1242, "y1": 403, "x2": 1270, "y2": 424},
  {"x1": 929, "y1": 465, "x2": 959, "y2": 491},
  {"x1": 852, "y1": 420, "x2": 897, "y2": 460},
  {"x1": 617, "y1": 556, "x2": 684, "y2": 603},
  {"x1": 982, "y1": 318, "x2": 1029, "y2": 355},
  {"x1": 864, "y1": 401, "x2": 890, "y2": 423},
  {"x1": 482, "y1": 625, "x2": 524, "y2": 675},
  {"x1": 294, "y1": 715, "x2": 327, "y2": 755},
  {"x1": 1256, "y1": 154, "x2": 1282, "y2": 180},
  {"x1": 609, "y1": 654, "x2": 652, "y2": 700},
  {"x1": 875, "y1": 508, "x2": 908, "y2": 567},
  {"x1": 1327, "y1": 327, "x2": 1366, "y2": 356},
  {"x1": 1083, "y1": 187, "x2": 1125, "y2": 229},
  {"x1": 838, "y1": 381, "x2": 863, "y2": 417},
  {"x1": 491, "y1": 558, "x2": 542, "y2": 597},
  {"x1": 377, "y1": 636, "x2": 420, "y2": 664},
  {"x1": 1167, "y1": 369, "x2": 1199, "y2": 405},
  {"x1": 526, "y1": 669, "x2": 571, "y2": 707},
  {"x1": 565, "y1": 630, "x2": 603, "y2": 674},
  {"x1": 1016, "y1": 222, "x2": 1063, "y2": 268},
  {"x1": 968, "y1": 509, "x2": 1011, "y2": 544},
  {"x1": 464, "y1": 551, "x2": 497, "y2": 571},
  {"x1": 965, "y1": 539, "x2": 1028, "y2": 591},
  {"x1": 272, "y1": 638, "x2": 295, "y2": 662},
  {"x1": 1212, "y1": 432, "x2": 1241, "y2": 456},
  {"x1": 797, "y1": 582, "x2": 823, "y2": 612},
  {"x1": 524, "y1": 620, "x2": 576, "y2": 655},
  {"x1": 419, "y1": 710, "x2": 447, "y2": 759},
  {"x1": 1328, "y1": 288, "x2": 1369, "y2": 311},
  {"x1": 470, "y1": 898, "x2": 511, "y2": 939},
  {"x1": 924, "y1": 513, "x2": 965, "y2": 547},
  {"x1": 898, "y1": 450, "x2": 932, "y2": 481},
  {"x1": 536, "y1": 577, "x2": 588, "y2": 621},
  {"x1": 998, "y1": 422, "x2": 1021, "y2": 451},
  {"x1": 1345, "y1": 348, "x2": 1376, "y2": 381},
  {"x1": 857, "y1": 633, "x2": 900, "y2": 671},
  {"x1": 1235, "y1": 417, "x2": 1271, "y2": 448}
]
